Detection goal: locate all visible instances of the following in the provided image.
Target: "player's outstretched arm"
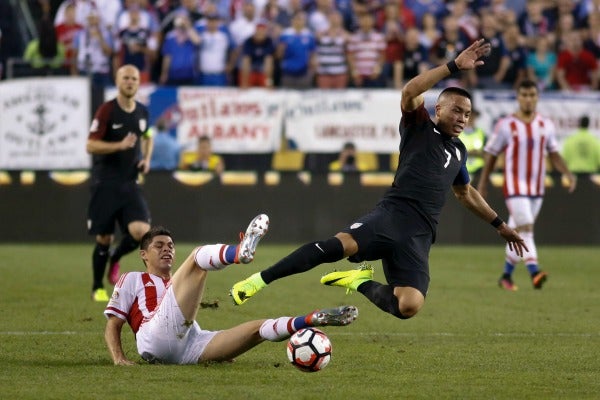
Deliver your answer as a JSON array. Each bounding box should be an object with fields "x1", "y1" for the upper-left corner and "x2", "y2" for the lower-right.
[
  {"x1": 401, "y1": 39, "x2": 491, "y2": 112},
  {"x1": 452, "y1": 183, "x2": 528, "y2": 257},
  {"x1": 105, "y1": 316, "x2": 136, "y2": 366}
]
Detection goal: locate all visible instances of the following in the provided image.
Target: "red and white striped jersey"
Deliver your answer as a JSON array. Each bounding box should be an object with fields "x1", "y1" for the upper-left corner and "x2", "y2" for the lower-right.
[
  {"x1": 104, "y1": 272, "x2": 170, "y2": 334},
  {"x1": 484, "y1": 113, "x2": 559, "y2": 198}
]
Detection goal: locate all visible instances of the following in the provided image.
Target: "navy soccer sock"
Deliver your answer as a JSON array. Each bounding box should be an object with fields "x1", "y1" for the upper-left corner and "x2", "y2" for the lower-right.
[
  {"x1": 261, "y1": 237, "x2": 344, "y2": 284},
  {"x1": 357, "y1": 281, "x2": 408, "y2": 319},
  {"x1": 110, "y1": 233, "x2": 139, "y2": 263},
  {"x1": 92, "y1": 243, "x2": 110, "y2": 290}
]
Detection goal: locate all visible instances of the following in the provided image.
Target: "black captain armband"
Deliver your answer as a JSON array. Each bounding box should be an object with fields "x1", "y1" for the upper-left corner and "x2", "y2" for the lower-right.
[
  {"x1": 490, "y1": 216, "x2": 504, "y2": 229},
  {"x1": 446, "y1": 60, "x2": 460, "y2": 74}
]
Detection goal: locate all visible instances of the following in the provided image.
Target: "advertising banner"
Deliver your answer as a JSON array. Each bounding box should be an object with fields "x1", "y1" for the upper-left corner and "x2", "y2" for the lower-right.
[{"x1": 0, "y1": 77, "x2": 90, "y2": 169}]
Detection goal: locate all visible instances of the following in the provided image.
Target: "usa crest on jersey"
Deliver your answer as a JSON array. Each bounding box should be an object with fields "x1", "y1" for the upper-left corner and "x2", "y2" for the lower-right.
[{"x1": 139, "y1": 118, "x2": 147, "y2": 133}]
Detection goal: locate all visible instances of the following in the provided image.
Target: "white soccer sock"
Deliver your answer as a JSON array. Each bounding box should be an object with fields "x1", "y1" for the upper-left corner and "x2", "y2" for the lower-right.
[
  {"x1": 259, "y1": 317, "x2": 295, "y2": 342},
  {"x1": 520, "y1": 231, "x2": 538, "y2": 265},
  {"x1": 193, "y1": 244, "x2": 232, "y2": 271},
  {"x1": 505, "y1": 242, "x2": 521, "y2": 265}
]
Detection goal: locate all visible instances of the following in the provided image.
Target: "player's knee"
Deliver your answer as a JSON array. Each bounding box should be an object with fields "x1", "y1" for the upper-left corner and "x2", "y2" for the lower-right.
[
  {"x1": 96, "y1": 235, "x2": 112, "y2": 246},
  {"x1": 333, "y1": 232, "x2": 358, "y2": 257},
  {"x1": 394, "y1": 290, "x2": 424, "y2": 319},
  {"x1": 397, "y1": 302, "x2": 420, "y2": 319}
]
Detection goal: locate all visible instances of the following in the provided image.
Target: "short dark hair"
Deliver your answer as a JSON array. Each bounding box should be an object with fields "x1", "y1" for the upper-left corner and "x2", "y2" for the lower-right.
[
  {"x1": 439, "y1": 87, "x2": 472, "y2": 102},
  {"x1": 517, "y1": 79, "x2": 538, "y2": 91},
  {"x1": 140, "y1": 226, "x2": 173, "y2": 250},
  {"x1": 579, "y1": 115, "x2": 590, "y2": 128}
]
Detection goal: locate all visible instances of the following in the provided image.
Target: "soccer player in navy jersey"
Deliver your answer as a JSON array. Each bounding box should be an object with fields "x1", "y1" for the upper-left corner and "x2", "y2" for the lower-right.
[
  {"x1": 86, "y1": 64, "x2": 154, "y2": 302},
  {"x1": 230, "y1": 39, "x2": 529, "y2": 320}
]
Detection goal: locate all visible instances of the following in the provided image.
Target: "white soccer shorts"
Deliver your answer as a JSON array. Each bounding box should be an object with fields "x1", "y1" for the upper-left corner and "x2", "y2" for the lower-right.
[
  {"x1": 136, "y1": 286, "x2": 219, "y2": 365},
  {"x1": 505, "y1": 197, "x2": 543, "y2": 228}
]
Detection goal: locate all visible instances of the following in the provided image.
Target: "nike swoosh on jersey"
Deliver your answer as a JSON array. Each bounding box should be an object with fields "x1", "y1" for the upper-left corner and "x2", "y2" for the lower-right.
[
  {"x1": 315, "y1": 243, "x2": 325, "y2": 253},
  {"x1": 112, "y1": 123, "x2": 124, "y2": 129},
  {"x1": 434, "y1": 128, "x2": 441, "y2": 135}
]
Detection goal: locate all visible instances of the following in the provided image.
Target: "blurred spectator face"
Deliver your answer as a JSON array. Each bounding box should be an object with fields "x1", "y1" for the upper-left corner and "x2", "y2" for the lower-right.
[
  {"x1": 254, "y1": 23, "x2": 268, "y2": 40},
  {"x1": 328, "y1": 11, "x2": 342, "y2": 29},
  {"x1": 125, "y1": 0, "x2": 142, "y2": 11},
  {"x1": 480, "y1": 13, "x2": 498, "y2": 36},
  {"x1": 242, "y1": 1, "x2": 256, "y2": 19},
  {"x1": 174, "y1": 14, "x2": 190, "y2": 31},
  {"x1": 564, "y1": 30, "x2": 583, "y2": 52},
  {"x1": 207, "y1": 15, "x2": 220, "y2": 30},
  {"x1": 129, "y1": 8, "x2": 141, "y2": 25},
  {"x1": 535, "y1": 34, "x2": 550, "y2": 53},
  {"x1": 291, "y1": 11, "x2": 306, "y2": 30},
  {"x1": 64, "y1": 3, "x2": 77, "y2": 24},
  {"x1": 197, "y1": 137, "x2": 213, "y2": 159},
  {"x1": 358, "y1": 13, "x2": 374, "y2": 32},
  {"x1": 421, "y1": 12, "x2": 437, "y2": 30},
  {"x1": 558, "y1": 13, "x2": 574, "y2": 33},
  {"x1": 182, "y1": 0, "x2": 199, "y2": 11},
  {"x1": 503, "y1": 23, "x2": 521, "y2": 45},
  {"x1": 556, "y1": 0, "x2": 575, "y2": 15},
  {"x1": 87, "y1": 12, "x2": 100, "y2": 27},
  {"x1": 202, "y1": 1, "x2": 218, "y2": 17},
  {"x1": 525, "y1": 0, "x2": 544, "y2": 22},
  {"x1": 442, "y1": 15, "x2": 459, "y2": 37},
  {"x1": 404, "y1": 27, "x2": 420, "y2": 49},
  {"x1": 316, "y1": 0, "x2": 333, "y2": 11}
]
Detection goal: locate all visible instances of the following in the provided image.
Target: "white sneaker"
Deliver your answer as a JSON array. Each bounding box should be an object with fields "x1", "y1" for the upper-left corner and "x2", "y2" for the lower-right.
[{"x1": 237, "y1": 214, "x2": 269, "y2": 264}]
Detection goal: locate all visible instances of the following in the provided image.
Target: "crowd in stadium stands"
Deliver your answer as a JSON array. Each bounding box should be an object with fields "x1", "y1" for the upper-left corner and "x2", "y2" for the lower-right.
[
  {"x1": 3, "y1": 0, "x2": 600, "y2": 92},
  {"x1": 1, "y1": 0, "x2": 599, "y2": 175}
]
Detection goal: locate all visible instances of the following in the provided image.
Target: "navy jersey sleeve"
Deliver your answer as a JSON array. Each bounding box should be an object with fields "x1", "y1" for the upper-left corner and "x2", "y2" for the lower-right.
[{"x1": 453, "y1": 164, "x2": 470, "y2": 185}]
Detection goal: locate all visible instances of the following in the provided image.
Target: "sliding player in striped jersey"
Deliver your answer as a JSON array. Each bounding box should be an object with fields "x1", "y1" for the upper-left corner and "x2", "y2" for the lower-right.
[
  {"x1": 477, "y1": 80, "x2": 576, "y2": 291},
  {"x1": 104, "y1": 215, "x2": 358, "y2": 365}
]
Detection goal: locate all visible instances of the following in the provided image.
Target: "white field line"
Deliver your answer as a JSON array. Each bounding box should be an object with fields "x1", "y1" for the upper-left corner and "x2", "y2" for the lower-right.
[{"x1": 0, "y1": 331, "x2": 598, "y2": 337}]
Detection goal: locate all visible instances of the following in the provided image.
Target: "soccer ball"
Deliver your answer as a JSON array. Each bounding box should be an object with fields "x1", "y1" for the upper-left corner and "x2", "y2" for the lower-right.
[{"x1": 286, "y1": 328, "x2": 332, "y2": 372}]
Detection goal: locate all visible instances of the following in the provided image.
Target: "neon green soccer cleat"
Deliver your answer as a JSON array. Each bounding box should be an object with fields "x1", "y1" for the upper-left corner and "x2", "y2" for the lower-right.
[
  {"x1": 230, "y1": 272, "x2": 267, "y2": 305},
  {"x1": 92, "y1": 288, "x2": 110, "y2": 302},
  {"x1": 320, "y1": 263, "x2": 374, "y2": 294}
]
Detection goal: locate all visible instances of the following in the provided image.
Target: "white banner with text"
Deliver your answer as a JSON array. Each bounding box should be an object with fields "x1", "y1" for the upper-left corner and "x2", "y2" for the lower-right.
[{"x1": 0, "y1": 77, "x2": 90, "y2": 169}]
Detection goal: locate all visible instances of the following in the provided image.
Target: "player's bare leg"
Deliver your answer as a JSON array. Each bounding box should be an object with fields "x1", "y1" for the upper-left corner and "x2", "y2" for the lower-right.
[{"x1": 198, "y1": 306, "x2": 358, "y2": 362}]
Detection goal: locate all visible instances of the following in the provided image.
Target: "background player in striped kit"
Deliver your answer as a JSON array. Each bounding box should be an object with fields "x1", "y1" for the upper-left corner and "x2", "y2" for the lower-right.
[{"x1": 477, "y1": 79, "x2": 576, "y2": 291}]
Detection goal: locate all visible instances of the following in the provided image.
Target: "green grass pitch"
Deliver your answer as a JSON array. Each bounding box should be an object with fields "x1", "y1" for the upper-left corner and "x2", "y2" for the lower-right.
[{"x1": 0, "y1": 243, "x2": 598, "y2": 399}]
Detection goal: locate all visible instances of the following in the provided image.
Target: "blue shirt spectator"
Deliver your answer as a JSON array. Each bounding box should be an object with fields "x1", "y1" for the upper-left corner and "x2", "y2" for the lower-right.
[
  {"x1": 160, "y1": 15, "x2": 200, "y2": 86},
  {"x1": 150, "y1": 121, "x2": 180, "y2": 171},
  {"x1": 277, "y1": 11, "x2": 316, "y2": 89}
]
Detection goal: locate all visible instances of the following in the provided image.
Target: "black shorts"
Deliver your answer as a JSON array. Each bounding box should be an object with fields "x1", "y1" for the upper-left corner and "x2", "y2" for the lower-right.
[
  {"x1": 87, "y1": 181, "x2": 151, "y2": 235},
  {"x1": 341, "y1": 202, "x2": 433, "y2": 296}
]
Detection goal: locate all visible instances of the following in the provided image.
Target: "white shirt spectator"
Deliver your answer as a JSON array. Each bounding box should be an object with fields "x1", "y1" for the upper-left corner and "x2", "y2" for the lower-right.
[{"x1": 54, "y1": 0, "x2": 122, "y2": 31}]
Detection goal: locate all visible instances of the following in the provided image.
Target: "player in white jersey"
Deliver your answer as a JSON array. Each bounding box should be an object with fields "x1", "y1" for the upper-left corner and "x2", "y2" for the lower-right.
[
  {"x1": 104, "y1": 215, "x2": 358, "y2": 365},
  {"x1": 477, "y1": 80, "x2": 576, "y2": 291}
]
